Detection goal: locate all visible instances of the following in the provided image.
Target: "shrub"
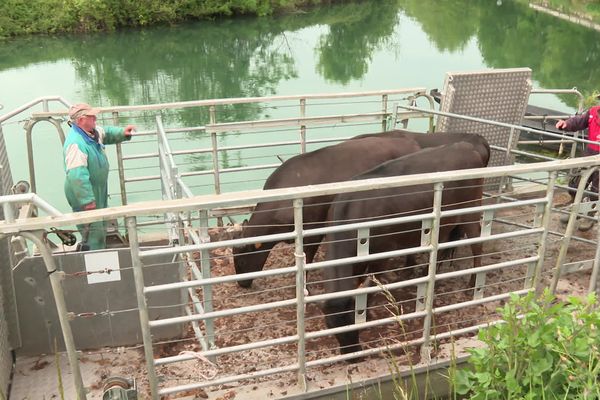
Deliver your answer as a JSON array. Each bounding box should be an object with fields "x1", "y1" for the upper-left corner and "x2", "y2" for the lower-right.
[{"x1": 454, "y1": 290, "x2": 600, "y2": 399}]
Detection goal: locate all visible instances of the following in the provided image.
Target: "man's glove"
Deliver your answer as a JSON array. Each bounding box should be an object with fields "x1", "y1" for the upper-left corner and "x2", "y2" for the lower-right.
[
  {"x1": 82, "y1": 201, "x2": 96, "y2": 211},
  {"x1": 124, "y1": 125, "x2": 136, "y2": 138}
]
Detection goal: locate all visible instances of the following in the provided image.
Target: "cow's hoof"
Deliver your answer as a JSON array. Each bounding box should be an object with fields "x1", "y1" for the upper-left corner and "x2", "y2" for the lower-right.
[{"x1": 237, "y1": 279, "x2": 253, "y2": 288}]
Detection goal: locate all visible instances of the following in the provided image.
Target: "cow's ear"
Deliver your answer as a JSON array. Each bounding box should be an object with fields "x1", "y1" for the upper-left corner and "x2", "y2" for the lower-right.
[
  {"x1": 226, "y1": 226, "x2": 242, "y2": 240},
  {"x1": 242, "y1": 219, "x2": 249, "y2": 228},
  {"x1": 254, "y1": 242, "x2": 262, "y2": 250}
]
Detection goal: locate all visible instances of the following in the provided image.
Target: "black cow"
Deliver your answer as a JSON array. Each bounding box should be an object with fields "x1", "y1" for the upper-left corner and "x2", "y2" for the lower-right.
[
  {"x1": 233, "y1": 130, "x2": 490, "y2": 288},
  {"x1": 232, "y1": 134, "x2": 421, "y2": 287},
  {"x1": 321, "y1": 141, "x2": 489, "y2": 355}
]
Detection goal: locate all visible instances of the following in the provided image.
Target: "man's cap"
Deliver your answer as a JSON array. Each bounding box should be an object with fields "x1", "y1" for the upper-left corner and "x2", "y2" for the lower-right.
[{"x1": 68, "y1": 103, "x2": 100, "y2": 120}]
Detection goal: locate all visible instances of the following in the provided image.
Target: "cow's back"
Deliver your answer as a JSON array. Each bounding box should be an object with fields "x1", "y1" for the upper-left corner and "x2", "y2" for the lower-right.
[
  {"x1": 263, "y1": 135, "x2": 421, "y2": 190},
  {"x1": 329, "y1": 142, "x2": 486, "y2": 254},
  {"x1": 356, "y1": 130, "x2": 490, "y2": 168}
]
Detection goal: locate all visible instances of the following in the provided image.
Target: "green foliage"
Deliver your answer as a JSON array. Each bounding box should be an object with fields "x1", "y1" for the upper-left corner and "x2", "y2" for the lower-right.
[
  {"x1": 583, "y1": 91, "x2": 600, "y2": 109},
  {"x1": 454, "y1": 290, "x2": 600, "y2": 399},
  {"x1": 0, "y1": 0, "x2": 345, "y2": 38}
]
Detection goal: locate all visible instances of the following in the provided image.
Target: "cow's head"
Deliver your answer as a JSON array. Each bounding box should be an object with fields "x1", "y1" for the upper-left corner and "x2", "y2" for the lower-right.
[
  {"x1": 232, "y1": 220, "x2": 269, "y2": 288},
  {"x1": 322, "y1": 296, "x2": 362, "y2": 356},
  {"x1": 232, "y1": 241, "x2": 266, "y2": 288}
]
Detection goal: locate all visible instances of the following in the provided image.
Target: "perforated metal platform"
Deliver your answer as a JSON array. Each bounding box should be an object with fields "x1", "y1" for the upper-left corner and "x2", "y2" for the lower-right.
[{"x1": 437, "y1": 68, "x2": 532, "y2": 169}]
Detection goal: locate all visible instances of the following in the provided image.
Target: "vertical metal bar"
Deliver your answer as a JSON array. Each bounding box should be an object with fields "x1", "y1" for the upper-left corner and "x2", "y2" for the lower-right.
[
  {"x1": 24, "y1": 120, "x2": 37, "y2": 193},
  {"x1": 355, "y1": 228, "x2": 369, "y2": 324},
  {"x1": 126, "y1": 216, "x2": 159, "y2": 399},
  {"x1": 419, "y1": 182, "x2": 443, "y2": 362},
  {"x1": 2, "y1": 202, "x2": 14, "y2": 224},
  {"x1": 481, "y1": 210, "x2": 494, "y2": 237},
  {"x1": 590, "y1": 223, "x2": 600, "y2": 295},
  {"x1": 299, "y1": 99, "x2": 306, "y2": 154},
  {"x1": 156, "y1": 126, "x2": 168, "y2": 200},
  {"x1": 532, "y1": 171, "x2": 556, "y2": 291},
  {"x1": 20, "y1": 231, "x2": 87, "y2": 400},
  {"x1": 381, "y1": 94, "x2": 388, "y2": 132},
  {"x1": 199, "y1": 209, "x2": 215, "y2": 350},
  {"x1": 209, "y1": 105, "x2": 221, "y2": 202},
  {"x1": 416, "y1": 217, "x2": 433, "y2": 311},
  {"x1": 210, "y1": 131, "x2": 221, "y2": 195},
  {"x1": 497, "y1": 126, "x2": 516, "y2": 196},
  {"x1": 207, "y1": 105, "x2": 223, "y2": 206},
  {"x1": 170, "y1": 165, "x2": 180, "y2": 244},
  {"x1": 551, "y1": 167, "x2": 597, "y2": 293},
  {"x1": 49, "y1": 118, "x2": 66, "y2": 144},
  {"x1": 590, "y1": 168, "x2": 600, "y2": 294},
  {"x1": 112, "y1": 111, "x2": 128, "y2": 206},
  {"x1": 293, "y1": 198, "x2": 307, "y2": 391}
]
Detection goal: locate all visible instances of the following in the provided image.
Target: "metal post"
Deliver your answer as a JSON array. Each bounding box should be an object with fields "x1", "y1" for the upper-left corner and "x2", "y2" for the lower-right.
[
  {"x1": 293, "y1": 199, "x2": 307, "y2": 391},
  {"x1": 532, "y1": 171, "x2": 556, "y2": 292},
  {"x1": 111, "y1": 111, "x2": 128, "y2": 206},
  {"x1": 24, "y1": 120, "x2": 37, "y2": 194},
  {"x1": 210, "y1": 131, "x2": 221, "y2": 195},
  {"x1": 497, "y1": 126, "x2": 517, "y2": 196},
  {"x1": 199, "y1": 209, "x2": 215, "y2": 349},
  {"x1": 20, "y1": 231, "x2": 87, "y2": 400},
  {"x1": 208, "y1": 109, "x2": 224, "y2": 225},
  {"x1": 551, "y1": 167, "x2": 597, "y2": 294},
  {"x1": 381, "y1": 94, "x2": 388, "y2": 132},
  {"x1": 419, "y1": 182, "x2": 443, "y2": 362},
  {"x1": 589, "y1": 217, "x2": 600, "y2": 295},
  {"x1": 300, "y1": 99, "x2": 306, "y2": 154},
  {"x1": 590, "y1": 169, "x2": 600, "y2": 295},
  {"x1": 125, "y1": 216, "x2": 159, "y2": 399}
]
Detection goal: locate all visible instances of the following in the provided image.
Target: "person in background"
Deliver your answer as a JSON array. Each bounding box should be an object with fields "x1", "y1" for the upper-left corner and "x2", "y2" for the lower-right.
[
  {"x1": 63, "y1": 103, "x2": 135, "y2": 250},
  {"x1": 556, "y1": 106, "x2": 600, "y2": 231}
]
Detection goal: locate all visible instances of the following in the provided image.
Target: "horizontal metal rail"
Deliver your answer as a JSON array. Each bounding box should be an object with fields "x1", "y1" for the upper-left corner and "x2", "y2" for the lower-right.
[
  {"x1": 147, "y1": 227, "x2": 541, "y2": 329},
  {"x1": 1, "y1": 155, "x2": 597, "y2": 234},
  {"x1": 0, "y1": 96, "x2": 70, "y2": 124},
  {"x1": 27, "y1": 88, "x2": 426, "y2": 118},
  {"x1": 400, "y1": 104, "x2": 595, "y2": 147}
]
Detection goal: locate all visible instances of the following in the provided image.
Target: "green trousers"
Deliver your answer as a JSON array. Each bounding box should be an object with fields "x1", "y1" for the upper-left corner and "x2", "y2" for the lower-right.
[{"x1": 77, "y1": 221, "x2": 106, "y2": 250}]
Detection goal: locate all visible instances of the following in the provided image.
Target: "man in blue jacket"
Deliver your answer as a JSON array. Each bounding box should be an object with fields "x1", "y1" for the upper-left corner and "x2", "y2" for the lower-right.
[{"x1": 63, "y1": 103, "x2": 135, "y2": 250}]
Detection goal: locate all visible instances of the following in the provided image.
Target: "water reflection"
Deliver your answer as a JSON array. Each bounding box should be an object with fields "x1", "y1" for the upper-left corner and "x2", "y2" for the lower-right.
[
  {"x1": 315, "y1": 1, "x2": 400, "y2": 83},
  {"x1": 402, "y1": 0, "x2": 600, "y2": 107},
  {"x1": 1, "y1": 0, "x2": 600, "y2": 113}
]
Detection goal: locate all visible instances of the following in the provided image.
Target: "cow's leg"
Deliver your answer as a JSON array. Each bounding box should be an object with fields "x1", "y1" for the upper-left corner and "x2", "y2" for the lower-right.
[
  {"x1": 438, "y1": 226, "x2": 462, "y2": 268},
  {"x1": 322, "y1": 254, "x2": 368, "y2": 358},
  {"x1": 323, "y1": 297, "x2": 362, "y2": 356},
  {"x1": 461, "y1": 215, "x2": 482, "y2": 290}
]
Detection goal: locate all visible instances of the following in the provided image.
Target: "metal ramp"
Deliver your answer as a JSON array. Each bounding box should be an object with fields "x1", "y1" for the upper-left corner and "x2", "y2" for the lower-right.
[{"x1": 436, "y1": 67, "x2": 532, "y2": 171}]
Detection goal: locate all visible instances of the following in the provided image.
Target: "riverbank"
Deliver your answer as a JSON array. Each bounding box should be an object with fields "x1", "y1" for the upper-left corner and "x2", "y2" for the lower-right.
[
  {"x1": 0, "y1": 0, "x2": 343, "y2": 39},
  {"x1": 524, "y1": 0, "x2": 600, "y2": 27}
]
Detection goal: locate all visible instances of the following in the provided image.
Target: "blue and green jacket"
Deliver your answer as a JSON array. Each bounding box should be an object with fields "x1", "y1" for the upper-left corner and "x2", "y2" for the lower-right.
[{"x1": 63, "y1": 124, "x2": 131, "y2": 212}]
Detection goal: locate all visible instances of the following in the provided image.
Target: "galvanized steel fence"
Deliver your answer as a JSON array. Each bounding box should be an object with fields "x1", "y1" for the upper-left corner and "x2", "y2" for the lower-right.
[{"x1": 0, "y1": 88, "x2": 598, "y2": 399}]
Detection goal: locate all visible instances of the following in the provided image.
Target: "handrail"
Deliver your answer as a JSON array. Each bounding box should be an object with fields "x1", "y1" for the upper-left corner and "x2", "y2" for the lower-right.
[
  {"x1": 0, "y1": 153, "x2": 598, "y2": 234},
  {"x1": 529, "y1": 87, "x2": 585, "y2": 112},
  {"x1": 0, "y1": 193, "x2": 62, "y2": 217},
  {"x1": 0, "y1": 96, "x2": 70, "y2": 124},
  {"x1": 28, "y1": 88, "x2": 427, "y2": 118}
]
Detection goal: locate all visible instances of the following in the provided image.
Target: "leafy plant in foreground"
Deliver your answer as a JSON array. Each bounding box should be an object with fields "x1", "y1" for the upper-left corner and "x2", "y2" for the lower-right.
[{"x1": 454, "y1": 290, "x2": 600, "y2": 399}]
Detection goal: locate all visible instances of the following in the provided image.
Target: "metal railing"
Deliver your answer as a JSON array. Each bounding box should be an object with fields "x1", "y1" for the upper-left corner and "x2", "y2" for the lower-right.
[
  {"x1": 2, "y1": 88, "x2": 600, "y2": 399},
  {"x1": 2, "y1": 153, "x2": 600, "y2": 398},
  {"x1": 1, "y1": 89, "x2": 432, "y2": 209}
]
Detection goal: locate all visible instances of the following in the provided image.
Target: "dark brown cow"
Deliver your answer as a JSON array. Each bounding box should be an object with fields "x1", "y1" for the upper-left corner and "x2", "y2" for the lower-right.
[
  {"x1": 232, "y1": 130, "x2": 489, "y2": 288},
  {"x1": 321, "y1": 141, "x2": 489, "y2": 355}
]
